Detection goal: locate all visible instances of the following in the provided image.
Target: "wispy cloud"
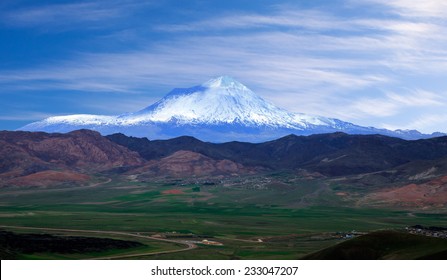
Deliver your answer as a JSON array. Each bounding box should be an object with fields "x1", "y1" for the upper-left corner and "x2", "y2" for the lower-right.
[
  {"x1": 0, "y1": 32, "x2": 390, "y2": 98},
  {"x1": 344, "y1": 89, "x2": 446, "y2": 120},
  {"x1": 386, "y1": 90, "x2": 445, "y2": 107},
  {"x1": 406, "y1": 114, "x2": 447, "y2": 133},
  {"x1": 156, "y1": 9, "x2": 353, "y2": 32},
  {"x1": 0, "y1": 111, "x2": 55, "y2": 121},
  {"x1": 364, "y1": 0, "x2": 447, "y2": 18},
  {"x1": 383, "y1": 114, "x2": 447, "y2": 133},
  {"x1": 1, "y1": 1, "x2": 150, "y2": 30}
]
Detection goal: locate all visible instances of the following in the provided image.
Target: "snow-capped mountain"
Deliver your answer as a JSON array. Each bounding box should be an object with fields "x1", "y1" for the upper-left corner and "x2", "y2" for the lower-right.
[
  {"x1": 122, "y1": 76, "x2": 339, "y2": 128},
  {"x1": 20, "y1": 76, "x2": 443, "y2": 142}
]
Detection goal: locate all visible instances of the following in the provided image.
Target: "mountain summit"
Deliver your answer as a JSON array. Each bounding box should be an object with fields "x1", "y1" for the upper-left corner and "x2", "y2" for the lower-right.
[
  {"x1": 127, "y1": 76, "x2": 329, "y2": 128},
  {"x1": 20, "y1": 76, "x2": 442, "y2": 142}
]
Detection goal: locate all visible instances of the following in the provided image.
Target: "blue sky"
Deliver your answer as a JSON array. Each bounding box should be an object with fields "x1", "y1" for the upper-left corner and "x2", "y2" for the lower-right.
[{"x1": 1, "y1": 0, "x2": 447, "y2": 133}]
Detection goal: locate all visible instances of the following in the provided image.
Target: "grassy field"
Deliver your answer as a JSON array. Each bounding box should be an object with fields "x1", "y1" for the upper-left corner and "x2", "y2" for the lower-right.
[{"x1": 1, "y1": 173, "x2": 446, "y2": 259}]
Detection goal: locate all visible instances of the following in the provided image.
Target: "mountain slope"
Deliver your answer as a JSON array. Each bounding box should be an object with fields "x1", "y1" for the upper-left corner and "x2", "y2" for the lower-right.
[
  {"x1": 365, "y1": 175, "x2": 447, "y2": 208},
  {"x1": 0, "y1": 129, "x2": 144, "y2": 186},
  {"x1": 20, "y1": 76, "x2": 442, "y2": 142},
  {"x1": 132, "y1": 150, "x2": 260, "y2": 178}
]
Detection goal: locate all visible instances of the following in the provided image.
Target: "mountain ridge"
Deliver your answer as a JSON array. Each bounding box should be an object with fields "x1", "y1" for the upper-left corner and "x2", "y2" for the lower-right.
[
  {"x1": 2, "y1": 129, "x2": 447, "y2": 190},
  {"x1": 106, "y1": 131, "x2": 447, "y2": 177}
]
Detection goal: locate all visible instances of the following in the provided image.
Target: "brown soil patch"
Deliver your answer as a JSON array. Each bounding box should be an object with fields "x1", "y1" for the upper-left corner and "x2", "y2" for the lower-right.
[
  {"x1": 6, "y1": 170, "x2": 90, "y2": 187},
  {"x1": 162, "y1": 189, "x2": 185, "y2": 195},
  {"x1": 336, "y1": 192, "x2": 348, "y2": 196},
  {"x1": 367, "y1": 176, "x2": 447, "y2": 208},
  {"x1": 133, "y1": 150, "x2": 263, "y2": 177}
]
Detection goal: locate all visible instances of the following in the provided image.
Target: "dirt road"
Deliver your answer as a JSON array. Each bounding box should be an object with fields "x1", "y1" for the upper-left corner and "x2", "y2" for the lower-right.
[{"x1": 0, "y1": 225, "x2": 197, "y2": 259}]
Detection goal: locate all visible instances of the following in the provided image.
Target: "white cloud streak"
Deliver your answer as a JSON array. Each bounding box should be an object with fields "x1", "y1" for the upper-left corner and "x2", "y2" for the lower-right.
[
  {"x1": 348, "y1": 89, "x2": 445, "y2": 119},
  {"x1": 382, "y1": 114, "x2": 447, "y2": 133},
  {"x1": 1, "y1": 1, "x2": 152, "y2": 30},
  {"x1": 156, "y1": 9, "x2": 354, "y2": 32},
  {"x1": 364, "y1": 0, "x2": 447, "y2": 18},
  {"x1": 0, "y1": 33, "x2": 390, "y2": 98},
  {"x1": 0, "y1": 111, "x2": 55, "y2": 121}
]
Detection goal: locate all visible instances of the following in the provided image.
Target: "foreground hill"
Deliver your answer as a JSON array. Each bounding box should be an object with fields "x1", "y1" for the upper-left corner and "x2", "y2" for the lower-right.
[{"x1": 302, "y1": 231, "x2": 447, "y2": 260}]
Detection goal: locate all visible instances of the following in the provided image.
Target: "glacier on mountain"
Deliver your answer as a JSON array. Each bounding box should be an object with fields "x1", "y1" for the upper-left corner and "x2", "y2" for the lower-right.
[{"x1": 20, "y1": 76, "x2": 443, "y2": 142}]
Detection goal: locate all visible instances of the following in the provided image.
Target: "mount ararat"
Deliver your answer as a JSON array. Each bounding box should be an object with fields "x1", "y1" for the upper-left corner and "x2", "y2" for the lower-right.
[{"x1": 20, "y1": 76, "x2": 443, "y2": 142}]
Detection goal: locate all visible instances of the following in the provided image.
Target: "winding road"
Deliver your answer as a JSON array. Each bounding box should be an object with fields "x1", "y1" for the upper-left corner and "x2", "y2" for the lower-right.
[{"x1": 0, "y1": 225, "x2": 197, "y2": 259}]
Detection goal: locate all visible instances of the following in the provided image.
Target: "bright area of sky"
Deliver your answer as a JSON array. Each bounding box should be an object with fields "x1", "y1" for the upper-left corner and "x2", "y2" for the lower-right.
[{"x1": 1, "y1": 0, "x2": 446, "y2": 133}]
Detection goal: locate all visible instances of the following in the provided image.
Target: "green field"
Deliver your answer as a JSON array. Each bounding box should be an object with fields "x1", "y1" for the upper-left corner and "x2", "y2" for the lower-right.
[{"x1": 1, "y1": 173, "x2": 446, "y2": 259}]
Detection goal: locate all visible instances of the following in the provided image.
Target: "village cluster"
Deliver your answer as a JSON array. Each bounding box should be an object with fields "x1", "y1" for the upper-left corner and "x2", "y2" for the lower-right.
[{"x1": 406, "y1": 225, "x2": 447, "y2": 239}]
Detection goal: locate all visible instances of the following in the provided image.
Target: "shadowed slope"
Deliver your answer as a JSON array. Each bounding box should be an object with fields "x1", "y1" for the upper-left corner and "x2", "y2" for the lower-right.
[{"x1": 302, "y1": 231, "x2": 447, "y2": 260}]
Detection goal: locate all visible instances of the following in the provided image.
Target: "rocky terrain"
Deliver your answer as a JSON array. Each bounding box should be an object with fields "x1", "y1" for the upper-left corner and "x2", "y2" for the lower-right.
[
  {"x1": 107, "y1": 132, "x2": 447, "y2": 177},
  {"x1": 366, "y1": 176, "x2": 447, "y2": 208},
  {"x1": 0, "y1": 129, "x2": 143, "y2": 186},
  {"x1": 131, "y1": 150, "x2": 260, "y2": 178}
]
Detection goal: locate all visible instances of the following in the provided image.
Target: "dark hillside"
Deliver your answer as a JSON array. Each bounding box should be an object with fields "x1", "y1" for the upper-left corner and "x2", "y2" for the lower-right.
[
  {"x1": 107, "y1": 132, "x2": 447, "y2": 176},
  {"x1": 302, "y1": 230, "x2": 447, "y2": 260}
]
